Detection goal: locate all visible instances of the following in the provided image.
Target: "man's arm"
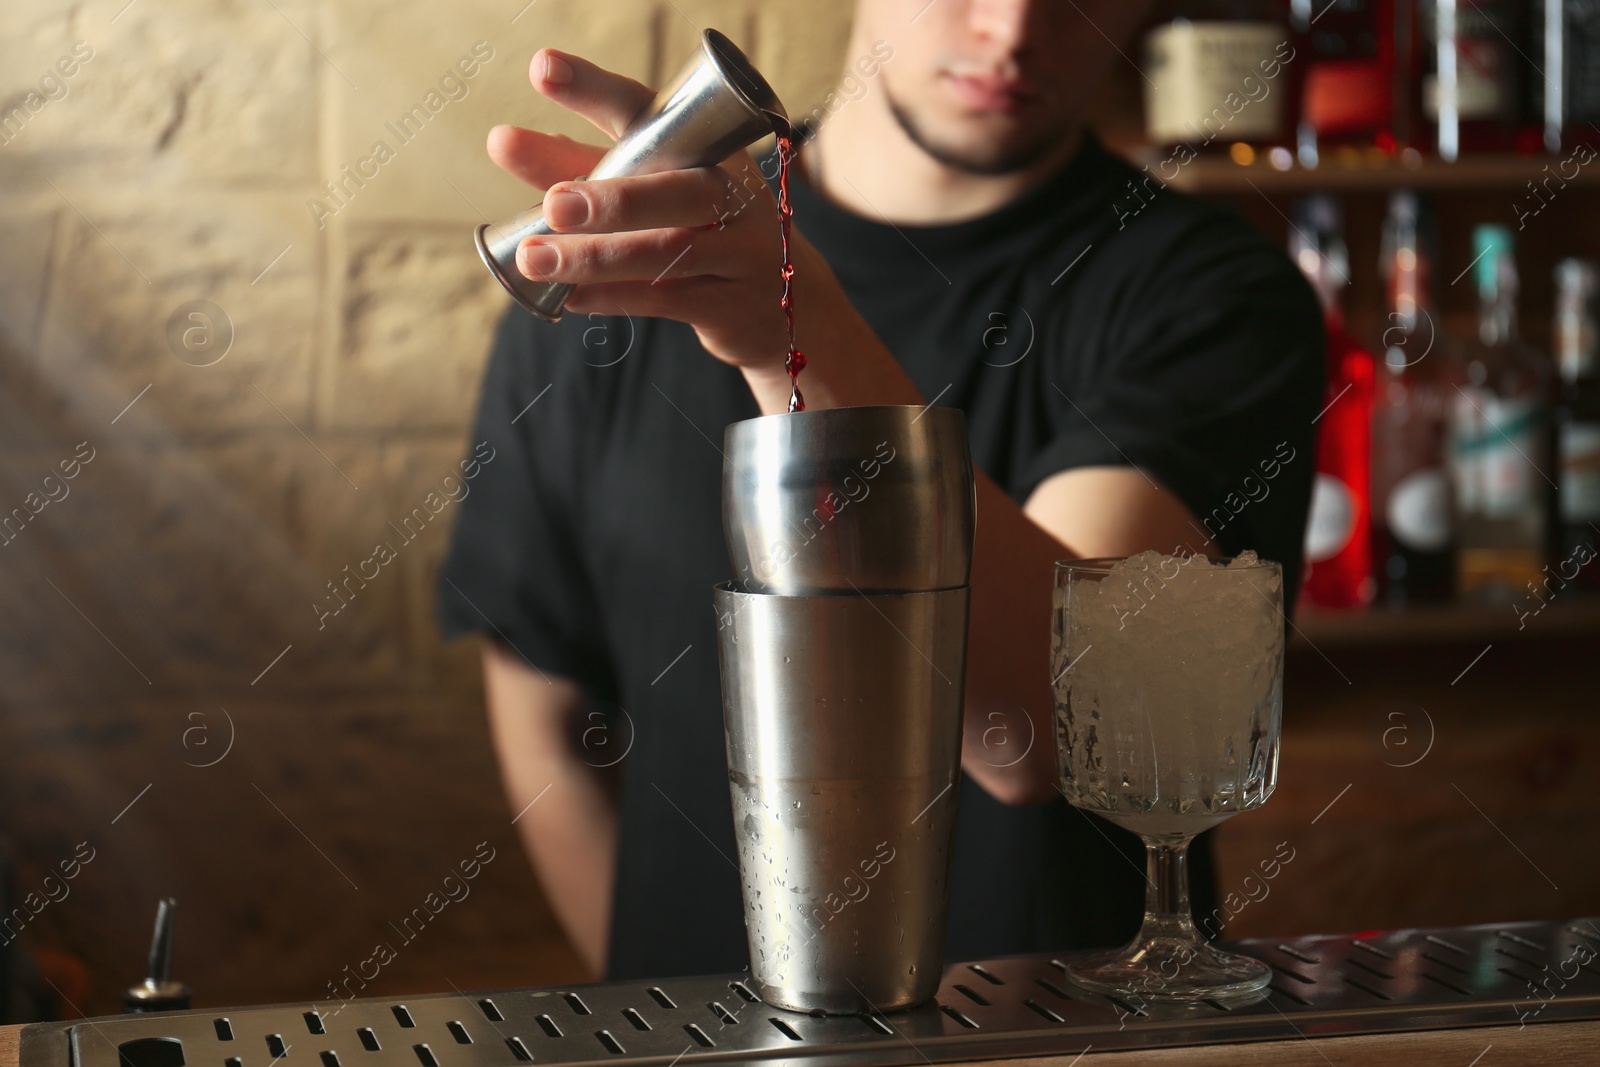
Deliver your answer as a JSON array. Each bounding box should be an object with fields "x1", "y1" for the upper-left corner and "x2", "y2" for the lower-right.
[
  {"x1": 742, "y1": 283, "x2": 1217, "y2": 804},
  {"x1": 968, "y1": 468, "x2": 1219, "y2": 802},
  {"x1": 480, "y1": 640, "x2": 617, "y2": 977}
]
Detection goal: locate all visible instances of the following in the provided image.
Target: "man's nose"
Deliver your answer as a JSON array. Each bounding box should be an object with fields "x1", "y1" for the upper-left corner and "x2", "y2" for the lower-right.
[{"x1": 967, "y1": 0, "x2": 1034, "y2": 54}]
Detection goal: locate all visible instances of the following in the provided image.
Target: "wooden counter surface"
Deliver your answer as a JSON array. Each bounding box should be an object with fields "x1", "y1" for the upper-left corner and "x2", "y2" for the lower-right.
[{"x1": 4, "y1": 1019, "x2": 1597, "y2": 1067}]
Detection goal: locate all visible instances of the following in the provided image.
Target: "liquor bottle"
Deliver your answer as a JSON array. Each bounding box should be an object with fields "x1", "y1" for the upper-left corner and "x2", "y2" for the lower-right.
[
  {"x1": 1371, "y1": 192, "x2": 1455, "y2": 604},
  {"x1": 1553, "y1": 258, "x2": 1600, "y2": 590},
  {"x1": 1391, "y1": 0, "x2": 1423, "y2": 149},
  {"x1": 1530, "y1": 1, "x2": 1600, "y2": 153},
  {"x1": 1571, "y1": 3, "x2": 1600, "y2": 134},
  {"x1": 1291, "y1": 0, "x2": 1398, "y2": 166},
  {"x1": 1143, "y1": 0, "x2": 1295, "y2": 152},
  {"x1": 1447, "y1": 226, "x2": 1553, "y2": 603},
  {"x1": 1419, "y1": 0, "x2": 1520, "y2": 160},
  {"x1": 1291, "y1": 195, "x2": 1377, "y2": 609}
]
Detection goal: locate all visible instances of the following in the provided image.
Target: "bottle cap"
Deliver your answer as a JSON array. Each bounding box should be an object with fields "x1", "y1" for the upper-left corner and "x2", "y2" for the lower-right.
[
  {"x1": 1387, "y1": 190, "x2": 1419, "y2": 226},
  {"x1": 1473, "y1": 225, "x2": 1514, "y2": 295},
  {"x1": 1290, "y1": 194, "x2": 1349, "y2": 301},
  {"x1": 1556, "y1": 258, "x2": 1598, "y2": 298}
]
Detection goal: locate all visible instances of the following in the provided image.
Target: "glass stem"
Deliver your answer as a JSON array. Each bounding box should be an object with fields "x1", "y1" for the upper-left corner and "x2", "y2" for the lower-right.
[{"x1": 1140, "y1": 836, "x2": 1200, "y2": 943}]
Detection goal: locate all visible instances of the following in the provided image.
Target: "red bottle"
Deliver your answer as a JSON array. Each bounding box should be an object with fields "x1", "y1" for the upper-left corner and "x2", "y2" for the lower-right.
[
  {"x1": 1292, "y1": 0, "x2": 1400, "y2": 163},
  {"x1": 1292, "y1": 195, "x2": 1377, "y2": 609}
]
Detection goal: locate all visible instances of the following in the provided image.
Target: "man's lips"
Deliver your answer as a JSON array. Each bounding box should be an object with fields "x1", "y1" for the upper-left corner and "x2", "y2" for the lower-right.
[{"x1": 943, "y1": 72, "x2": 1037, "y2": 114}]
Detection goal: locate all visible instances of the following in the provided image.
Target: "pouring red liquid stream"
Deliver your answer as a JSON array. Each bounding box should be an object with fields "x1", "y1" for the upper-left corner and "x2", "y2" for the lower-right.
[{"x1": 773, "y1": 120, "x2": 805, "y2": 413}]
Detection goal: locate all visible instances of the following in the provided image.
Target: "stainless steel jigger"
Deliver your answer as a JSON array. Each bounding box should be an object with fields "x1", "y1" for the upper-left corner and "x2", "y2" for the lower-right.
[
  {"x1": 474, "y1": 29, "x2": 785, "y2": 322},
  {"x1": 716, "y1": 406, "x2": 976, "y2": 1014}
]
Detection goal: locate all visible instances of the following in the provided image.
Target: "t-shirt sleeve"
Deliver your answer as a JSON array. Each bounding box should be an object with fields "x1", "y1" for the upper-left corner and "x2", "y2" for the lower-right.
[
  {"x1": 436, "y1": 307, "x2": 616, "y2": 698},
  {"x1": 1021, "y1": 207, "x2": 1326, "y2": 587}
]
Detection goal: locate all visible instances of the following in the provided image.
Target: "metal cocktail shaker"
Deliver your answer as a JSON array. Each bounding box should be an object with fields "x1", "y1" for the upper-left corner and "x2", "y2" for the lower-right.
[
  {"x1": 475, "y1": 29, "x2": 785, "y2": 322},
  {"x1": 723, "y1": 406, "x2": 975, "y2": 594},
  {"x1": 714, "y1": 584, "x2": 968, "y2": 1014},
  {"x1": 716, "y1": 406, "x2": 975, "y2": 1015}
]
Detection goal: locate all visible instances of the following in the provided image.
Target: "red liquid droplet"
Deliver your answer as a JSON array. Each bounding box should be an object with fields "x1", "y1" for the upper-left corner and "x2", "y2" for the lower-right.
[{"x1": 774, "y1": 123, "x2": 804, "y2": 413}]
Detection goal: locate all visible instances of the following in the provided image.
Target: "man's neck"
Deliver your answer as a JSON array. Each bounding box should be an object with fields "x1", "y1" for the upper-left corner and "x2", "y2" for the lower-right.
[{"x1": 805, "y1": 53, "x2": 1083, "y2": 226}]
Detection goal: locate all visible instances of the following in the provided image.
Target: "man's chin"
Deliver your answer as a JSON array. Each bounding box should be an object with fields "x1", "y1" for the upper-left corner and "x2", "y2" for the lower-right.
[
  {"x1": 908, "y1": 125, "x2": 1069, "y2": 177},
  {"x1": 888, "y1": 94, "x2": 1074, "y2": 177}
]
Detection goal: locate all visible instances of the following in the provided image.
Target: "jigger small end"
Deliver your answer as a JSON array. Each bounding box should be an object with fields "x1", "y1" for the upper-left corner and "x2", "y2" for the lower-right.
[{"x1": 475, "y1": 223, "x2": 563, "y2": 323}]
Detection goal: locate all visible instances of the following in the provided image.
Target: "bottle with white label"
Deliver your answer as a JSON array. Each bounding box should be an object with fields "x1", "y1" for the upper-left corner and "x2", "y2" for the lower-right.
[
  {"x1": 1372, "y1": 192, "x2": 1455, "y2": 605},
  {"x1": 1420, "y1": 0, "x2": 1520, "y2": 160},
  {"x1": 1447, "y1": 226, "x2": 1552, "y2": 604},
  {"x1": 1554, "y1": 258, "x2": 1600, "y2": 592},
  {"x1": 1530, "y1": 1, "x2": 1600, "y2": 153},
  {"x1": 1291, "y1": 195, "x2": 1375, "y2": 610},
  {"x1": 1142, "y1": 1, "x2": 1292, "y2": 151}
]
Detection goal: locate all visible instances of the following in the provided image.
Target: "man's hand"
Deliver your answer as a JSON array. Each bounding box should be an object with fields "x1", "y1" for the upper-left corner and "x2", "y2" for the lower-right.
[{"x1": 492, "y1": 49, "x2": 811, "y2": 376}]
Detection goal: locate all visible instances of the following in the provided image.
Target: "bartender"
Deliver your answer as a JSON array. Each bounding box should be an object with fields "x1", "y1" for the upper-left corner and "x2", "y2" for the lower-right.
[{"x1": 438, "y1": 0, "x2": 1323, "y2": 980}]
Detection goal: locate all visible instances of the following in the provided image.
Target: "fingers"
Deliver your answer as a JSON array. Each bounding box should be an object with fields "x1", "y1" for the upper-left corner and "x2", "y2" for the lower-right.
[
  {"x1": 487, "y1": 125, "x2": 607, "y2": 190},
  {"x1": 542, "y1": 162, "x2": 771, "y2": 234},
  {"x1": 517, "y1": 227, "x2": 743, "y2": 287},
  {"x1": 565, "y1": 278, "x2": 790, "y2": 367},
  {"x1": 489, "y1": 47, "x2": 660, "y2": 190},
  {"x1": 564, "y1": 277, "x2": 716, "y2": 322},
  {"x1": 565, "y1": 277, "x2": 777, "y2": 335},
  {"x1": 531, "y1": 49, "x2": 658, "y2": 141}
]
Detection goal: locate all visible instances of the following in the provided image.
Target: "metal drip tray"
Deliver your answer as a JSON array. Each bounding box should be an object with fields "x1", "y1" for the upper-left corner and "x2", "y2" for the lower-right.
[{"x1": 21, "y1": 919, "x2": 1600, "y2": 1067}]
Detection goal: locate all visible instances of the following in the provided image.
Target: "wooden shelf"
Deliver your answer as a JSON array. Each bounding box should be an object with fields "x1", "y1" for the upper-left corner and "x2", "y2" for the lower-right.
[
  {"x1": 1291, "y1": 596, "x2": 1600, "y2": 648},
  {"x1": 1111, "y1": 146, "x2": 1600, "y2": 196}
]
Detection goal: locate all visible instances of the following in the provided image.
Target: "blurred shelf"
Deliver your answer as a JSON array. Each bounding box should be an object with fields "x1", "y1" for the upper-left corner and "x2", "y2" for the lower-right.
[
  {"x1": 1291, "y1": 597, "x2": 1600, "y2": 649},
  {"x1": 1112, "y1": 146, "x2": 1600, "y2": 196}
]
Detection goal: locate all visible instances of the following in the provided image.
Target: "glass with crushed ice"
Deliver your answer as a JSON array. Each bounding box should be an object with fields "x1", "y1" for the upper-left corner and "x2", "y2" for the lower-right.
[{"x1": 1052, "y1": 551, "x2": 1283, "y2": 1003}]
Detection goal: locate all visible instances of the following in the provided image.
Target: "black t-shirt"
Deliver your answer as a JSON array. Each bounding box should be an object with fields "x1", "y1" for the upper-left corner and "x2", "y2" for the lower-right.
[{"x1": 438, "y1": 133, "x2": 1324, "y2": 980}]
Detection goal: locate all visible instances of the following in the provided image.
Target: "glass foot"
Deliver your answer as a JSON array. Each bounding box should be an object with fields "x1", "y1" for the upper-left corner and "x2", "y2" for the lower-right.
[{"x1": 1066, "y1": 934, "x2": 1272, "y2": 1005}]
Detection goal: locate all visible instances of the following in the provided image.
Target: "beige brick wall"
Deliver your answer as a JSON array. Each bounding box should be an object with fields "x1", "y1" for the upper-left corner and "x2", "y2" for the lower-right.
[{"x1": 0, "y1": 0, "x2": 853, "y2": 1014}]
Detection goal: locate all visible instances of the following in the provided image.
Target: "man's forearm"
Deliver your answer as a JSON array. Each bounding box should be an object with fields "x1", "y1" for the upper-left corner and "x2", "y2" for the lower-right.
[
  {"x1": 482, "y1": 645, "x2": 618, "y2": 976},
  {"x1": 737, "y1": 253, "x2": 1054, "y2": 802},
  {"x1": 739, "y1": 239, "x2": 923, "y2": 415},
  {"x1": 510, "y1": 760, "x2": 618, "y2": 975}
]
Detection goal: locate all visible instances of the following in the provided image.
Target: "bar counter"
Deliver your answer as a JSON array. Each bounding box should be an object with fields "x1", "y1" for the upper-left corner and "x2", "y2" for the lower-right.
[
  {"x1": 5, "y1": 1018, "x2": 1599, "y2": 1067},
  {"x1": 6, "y1": 918, "x2": 1597, "y2": 1067}
]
